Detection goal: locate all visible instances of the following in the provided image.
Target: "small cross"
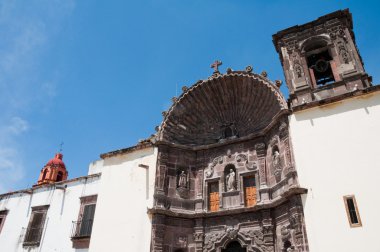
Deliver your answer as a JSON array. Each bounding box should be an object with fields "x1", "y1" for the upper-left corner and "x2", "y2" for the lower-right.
[
  {"x1": 210, "y1": 60, "x2": 222, "y2": 73},
  {"x1": 59, "y1": 142, "x2": 64, "y2": 152}
]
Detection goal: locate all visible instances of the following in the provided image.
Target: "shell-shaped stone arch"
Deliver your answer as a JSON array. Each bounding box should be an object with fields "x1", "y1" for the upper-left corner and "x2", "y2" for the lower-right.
[{"x1": 158, "y1": 72, "x2": 288, "y2": 147}]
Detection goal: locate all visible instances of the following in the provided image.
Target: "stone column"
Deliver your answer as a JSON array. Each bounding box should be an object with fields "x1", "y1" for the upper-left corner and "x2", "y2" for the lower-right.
[
  {"x1": 156, "y1": 148, "x2": 169, "y2": 195},
  {"x1": 193, "y1": 218, "x2": 204, "y2": 252},
  {"x1": 262, "y1": 209, "x2": 275, "y2": 252},
  {"x1": 289, "y1": 196, "x2": 308, "y2": 252},
  {"x1": 255, "y1": 143, "x2": 269, "y2": 202},
  {"x1": 151, "y1": 214, "x2": 166, "y2": 252}
]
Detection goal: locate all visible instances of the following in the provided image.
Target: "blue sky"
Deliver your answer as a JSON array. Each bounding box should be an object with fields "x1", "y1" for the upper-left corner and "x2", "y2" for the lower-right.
[{"x1": 0, "y1": 0, "x2": 379, "y2": 193}]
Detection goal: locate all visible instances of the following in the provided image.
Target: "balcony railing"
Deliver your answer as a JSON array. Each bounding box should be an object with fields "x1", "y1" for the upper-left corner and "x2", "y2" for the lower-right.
[{"x1": 71, "y1": 219, "x2": 93, "y2": 239}]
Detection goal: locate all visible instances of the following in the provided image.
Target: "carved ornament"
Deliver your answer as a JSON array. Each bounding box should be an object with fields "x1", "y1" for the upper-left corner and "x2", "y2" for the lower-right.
[
  {"x1": 205, "y1": 156, "x2": 223, "y2": 178},
  {"x1": 193, "y1": 232, "x2": 203, "y2": 242}
]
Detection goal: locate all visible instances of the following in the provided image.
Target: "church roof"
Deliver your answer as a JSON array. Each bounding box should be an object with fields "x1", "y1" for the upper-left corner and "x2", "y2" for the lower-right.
[{"x1": 158, "y1": 70, "x2": 288, "y2": 147}]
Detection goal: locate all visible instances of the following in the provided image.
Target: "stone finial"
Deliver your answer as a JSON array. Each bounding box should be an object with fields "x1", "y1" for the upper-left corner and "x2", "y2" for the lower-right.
[
  {"x1": 261, "y1": 71, "x2": 268, "y2": 77},
  {"x1": 226, "y1": 68, "x2": 232, "y2": 74},
  {"x1": 162, "y1": 111, "x2": 167, "y2": 117},
  {"x1": 245, "y1": 65, "x2": 253, "y2": 73},
  {"x1": 171, "y1": 97, "x2": 178, "y2": 103},
  {"x1": 155, "y1": 126, "x2": 160, "y2": 131},
  {"x1": 275, "y1": 80, "x2": 282, "y2": 88},
  {"x1": 182, "y1": 86, "x2": 188, "y2": 92}
]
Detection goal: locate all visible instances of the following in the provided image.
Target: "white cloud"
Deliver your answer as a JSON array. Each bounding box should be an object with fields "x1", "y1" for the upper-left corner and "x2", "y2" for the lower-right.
[
  {"x1": 7, "y1": 117, "x2": 29, "y2": 135},
  {"x1": 0, "y1": 0, "x2": 75, "y2": 193},
  {"x1": 0, "y1": 117, "x2": 29, "y2": 192}
]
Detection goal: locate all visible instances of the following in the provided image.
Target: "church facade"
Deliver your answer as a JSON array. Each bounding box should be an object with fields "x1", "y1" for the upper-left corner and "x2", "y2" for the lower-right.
[{"x1": 0, "y1": 9, "x2": 379, "y2": 252}]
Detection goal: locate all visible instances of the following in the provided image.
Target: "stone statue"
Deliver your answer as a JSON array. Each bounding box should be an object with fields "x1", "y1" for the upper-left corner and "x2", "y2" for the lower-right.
[
  {"x1": 178, "y1": 171, "x2": 187, "y2": 188},
  {"x1": 273, "y1": 150, "x2": 281, "y2": 168},
  {"x1": 226, "y1": 169, "x2": 236, "y2": 191}
]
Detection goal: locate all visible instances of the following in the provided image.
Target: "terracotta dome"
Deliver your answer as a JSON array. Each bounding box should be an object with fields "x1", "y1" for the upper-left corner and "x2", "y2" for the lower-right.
[
  {"x1": 46, "y1": 153, "x2": 66, "y2": 169},
  {"x1": 36, "y1": 153, "x2": 68, "y2": 185},
  {"x1": 158, "y1": 71, "x2": 288, "y2": 147}
]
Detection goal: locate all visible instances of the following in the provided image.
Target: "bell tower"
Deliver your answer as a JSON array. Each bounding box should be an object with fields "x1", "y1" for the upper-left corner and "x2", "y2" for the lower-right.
[
  {"x1": 273, "y1": 9, "x2": 372, "y2": 109},
  {"x1": 36, "y1": 153, "x2": 68, "y2": 185}
]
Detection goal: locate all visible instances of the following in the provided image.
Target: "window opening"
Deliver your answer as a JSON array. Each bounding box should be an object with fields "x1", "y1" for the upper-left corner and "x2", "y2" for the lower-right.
[
  {"x1": 23, "y1": 206, "x2": 49, "y2": 247},
  {"x1": 0, "y1": 210, "x2": 8, "y2": 234},
  {"x1": 42, "y1": 169, "x2": 48, "y2": 181},
  {"x1": 79, "y1": 204, "x2": 96, "y2": 236},
  {"x1": 71, "y1": 195, "x2": 97, "y2": 249},
  {"x1": 56, "y1": 171, "x2": 63, "y2": 182},
  {"x1": 343, "y1": 195, "x2": 362, "y2": 227}
]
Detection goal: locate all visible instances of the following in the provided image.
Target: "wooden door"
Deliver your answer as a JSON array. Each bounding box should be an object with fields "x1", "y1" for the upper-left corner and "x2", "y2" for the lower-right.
[
  {"x1": 209, "y1": 182, "x2": 219, "y2": 212},
  {"x1": 243, "y1": 176, "x2": 256, "y2": 207}
]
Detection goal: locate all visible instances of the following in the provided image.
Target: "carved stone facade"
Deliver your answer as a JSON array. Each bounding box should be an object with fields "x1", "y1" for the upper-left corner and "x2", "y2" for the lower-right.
[{"x1": 149, "y1": 70, "x2": 308, "y2": 251}]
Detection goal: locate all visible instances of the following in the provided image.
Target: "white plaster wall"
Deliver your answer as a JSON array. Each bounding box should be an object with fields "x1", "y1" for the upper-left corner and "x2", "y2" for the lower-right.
[
  {"x1": 0, "y1": 175, "x2": 100, "y2": 252},
  {"x1": 88, "y1": 159, "x2": 104, "y2": 175},
  {"x1": 89, "y1": 147, "x2": 157, "y2": 252},
  {"x1": 289, "y1": 92, "x2": 380, "y2": 252}
]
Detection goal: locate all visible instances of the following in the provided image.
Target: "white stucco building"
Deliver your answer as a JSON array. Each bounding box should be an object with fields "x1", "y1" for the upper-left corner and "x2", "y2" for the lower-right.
[{"x1": 0, "y1": 8, "x2": 379, "y2": 252}]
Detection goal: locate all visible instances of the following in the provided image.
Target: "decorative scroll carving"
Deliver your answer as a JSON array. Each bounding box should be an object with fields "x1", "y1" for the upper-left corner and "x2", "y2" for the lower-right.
[
  {"x1": 205, "y1": 156, "x2": 223, "y2": 178},
  {"x1": 236, "y1": 154, "x2": 247, "y2": 163},
  {"x1": 240, "y1": 229, "x2": 265, "y2": 246},
  {"x1": 204, "y1": 231, "x2": 224, "y2": 250},
  {"x1": 193, "y1": 232, "x2": 203, "y2": 242},
  {"x1": 246, "y1": 161, "x2": 258, "y2": 170},
  {"x1": 205, "y1": 165, "x2": 213, "y2": 178},
  {"x1": 337, "y1": 39, "x2": 351, "y2": 64}
]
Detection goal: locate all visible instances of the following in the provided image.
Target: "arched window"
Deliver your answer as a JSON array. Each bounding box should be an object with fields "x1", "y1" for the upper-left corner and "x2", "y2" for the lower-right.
[{"x1": 56, "y1": 171, "x2": 63, "y2": 182}]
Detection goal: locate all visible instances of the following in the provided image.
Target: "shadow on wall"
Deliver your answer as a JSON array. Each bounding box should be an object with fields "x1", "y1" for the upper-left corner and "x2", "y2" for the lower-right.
[{"x1": 293, "y1": 91, "x2": 380, "y2": 122}]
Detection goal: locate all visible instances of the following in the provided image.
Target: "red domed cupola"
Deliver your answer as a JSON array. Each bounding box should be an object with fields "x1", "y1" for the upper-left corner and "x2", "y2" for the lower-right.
[{"x1": 36, "y1": 153, "x2": 68, "y2": 185}]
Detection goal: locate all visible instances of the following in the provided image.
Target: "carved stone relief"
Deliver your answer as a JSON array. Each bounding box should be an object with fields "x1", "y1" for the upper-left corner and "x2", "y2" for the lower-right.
[
  {"x1": 336, "y1": 39, "x2": 351, "y2": 64},
  {"x1": 292, "y1": 53, "x2": 304, "y2": 79},
  {"x1": 205, "y1": 156, "x2": 223, "y2": 178},
  {"x1": 176, "y1": 234, "x2": 188, "y2": 248},
  {"x1": 272, "y1": 149, "x2": 282, "y2": 182},
  {"x1": 204, "y1": 231, "x2": 224, "y2": 250}
]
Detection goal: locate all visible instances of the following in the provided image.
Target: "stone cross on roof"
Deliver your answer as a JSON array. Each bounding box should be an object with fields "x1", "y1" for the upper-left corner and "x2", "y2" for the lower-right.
[{"x1": 210, "y1": 60, "x2": 222, "y2": 73}]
